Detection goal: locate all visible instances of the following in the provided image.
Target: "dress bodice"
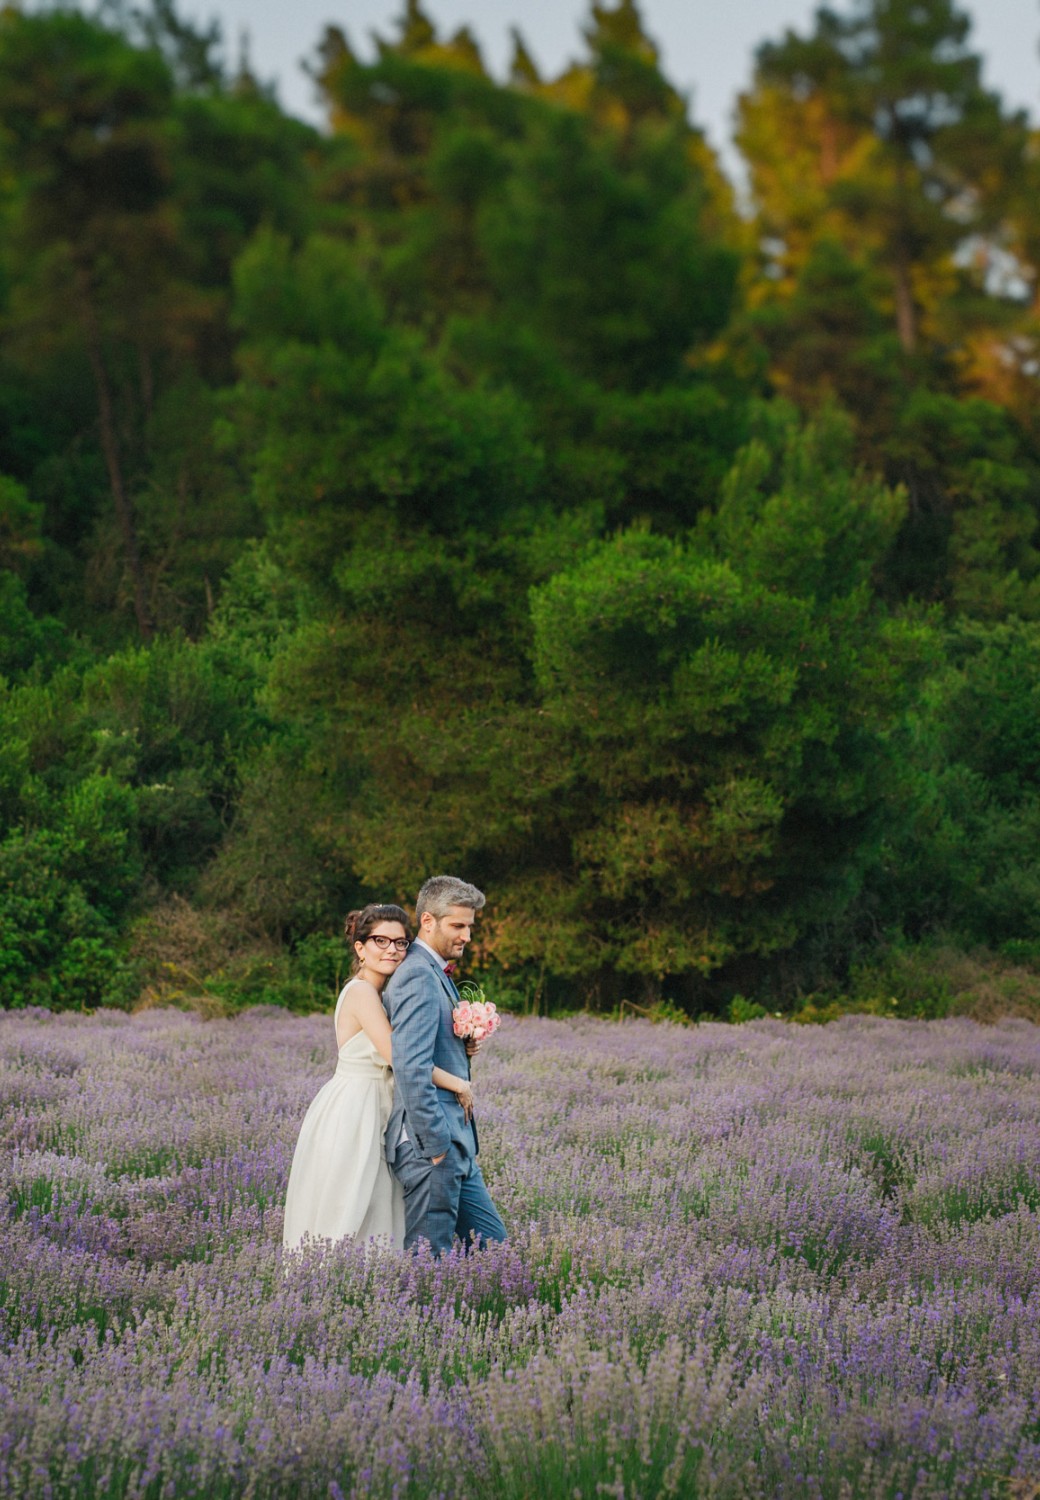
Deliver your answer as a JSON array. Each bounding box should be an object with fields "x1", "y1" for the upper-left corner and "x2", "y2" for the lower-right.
[{"x1": 334, "y1": 980, "x2": 392, "y2": 1079}]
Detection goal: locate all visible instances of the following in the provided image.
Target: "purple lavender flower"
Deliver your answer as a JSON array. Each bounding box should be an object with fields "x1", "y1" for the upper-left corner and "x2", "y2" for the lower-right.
[{"x1": 0, "y1": 1008, "x2": 1038, "y2": 1496}]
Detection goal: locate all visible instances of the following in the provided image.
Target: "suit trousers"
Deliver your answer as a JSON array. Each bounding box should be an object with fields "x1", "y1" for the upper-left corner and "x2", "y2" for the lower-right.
[{"x1": 391, "y1": 1137, "x2": 506, "y2": 1255}]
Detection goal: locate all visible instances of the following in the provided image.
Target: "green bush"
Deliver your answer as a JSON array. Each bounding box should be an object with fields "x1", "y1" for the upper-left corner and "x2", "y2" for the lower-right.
[
  {"x1": 728, "y1": 994, "x2": 769, "y2": 1024},
  {"x1": 0, "y1": 787, "x2": 141, "y2": 1008},
  {"x1": 843, "y1": 937, "x2": 1040, "y2": 1022}
]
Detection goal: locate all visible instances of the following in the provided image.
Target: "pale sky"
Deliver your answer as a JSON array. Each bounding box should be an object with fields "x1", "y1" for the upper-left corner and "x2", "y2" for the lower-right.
[{"x1": 193, "y1": 0, "x2": 1039, "y2": 178}]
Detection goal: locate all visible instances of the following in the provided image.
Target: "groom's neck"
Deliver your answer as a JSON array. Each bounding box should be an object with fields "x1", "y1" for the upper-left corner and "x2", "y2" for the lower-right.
[{"x1": 415, "y1": 937, "x2": 445, "y2": 965}]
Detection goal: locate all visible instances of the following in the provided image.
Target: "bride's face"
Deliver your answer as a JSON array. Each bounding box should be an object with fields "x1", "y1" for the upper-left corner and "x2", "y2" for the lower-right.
[{"x1": 355, "y1": 922, "x2": 410, "y2": 979}]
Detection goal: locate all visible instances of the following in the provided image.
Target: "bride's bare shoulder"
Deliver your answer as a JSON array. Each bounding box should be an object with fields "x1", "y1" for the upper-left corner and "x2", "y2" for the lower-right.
[
  {"x1": 336, "y1": 976, "x2": 386, "y2": 1044},
  {"x1": 341, "y1": 976, "x2": 384, "y2": 1013}
]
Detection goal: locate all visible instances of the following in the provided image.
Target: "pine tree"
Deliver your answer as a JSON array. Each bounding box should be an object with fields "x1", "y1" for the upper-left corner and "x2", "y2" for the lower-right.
[
  {"x1": 508, "y1": 29, "x2": 542, "y2": 90},
  {"x1": 0, "y1": 10, "x2": 181, "y2": 636},
  {"x1": 739, "y1": 0, "x2": 1025, "y2": 357}
]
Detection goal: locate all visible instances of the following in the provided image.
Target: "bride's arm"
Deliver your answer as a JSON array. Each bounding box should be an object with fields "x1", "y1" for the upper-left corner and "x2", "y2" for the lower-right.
[
  {"x1": 345, "y1": 981, "x2": 394, "y2": 1061},
  {"x1": 348, "y1": 986, "x2": 474, "y2": 1118}
]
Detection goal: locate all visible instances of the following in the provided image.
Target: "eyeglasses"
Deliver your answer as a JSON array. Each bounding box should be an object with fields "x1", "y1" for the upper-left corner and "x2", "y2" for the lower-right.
[{"x1": 365, "y1": 935, "x2": 410, "y2": 952}]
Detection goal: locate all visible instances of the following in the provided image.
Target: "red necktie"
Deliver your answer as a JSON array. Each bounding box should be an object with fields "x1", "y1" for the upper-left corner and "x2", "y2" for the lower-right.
[{"x1": 443, "y1": 962, "x2": 457, "y2": 977}]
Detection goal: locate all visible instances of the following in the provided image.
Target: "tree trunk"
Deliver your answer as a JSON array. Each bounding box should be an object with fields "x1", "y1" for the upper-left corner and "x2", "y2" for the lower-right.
[
  {"x1": 76, "y1": 268, "x2": 153, "y2": 639},
  {"x1": 820, "y1": 114, "x2": 839, "y2": 185},
  {"x1": 892, "y1": 252, "x2": 917, "y2": 354},
  {"x1": 138, "y1": 343, "x2": 155, "y2": 427},
  {"x1": 891, "y1": 154, "x2": 918, "y2": 355}
]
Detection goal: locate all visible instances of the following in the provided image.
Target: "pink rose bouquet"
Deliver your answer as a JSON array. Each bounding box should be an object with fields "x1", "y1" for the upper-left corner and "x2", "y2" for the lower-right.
[{"x1": 451, "y1": 982, "x2": 502, "y2": 1043}]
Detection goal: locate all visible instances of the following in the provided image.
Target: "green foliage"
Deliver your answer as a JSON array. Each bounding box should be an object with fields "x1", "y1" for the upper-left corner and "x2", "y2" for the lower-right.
[
  {"x1": 387, "y1": 408, "x2": 926, "y2": 997},
  {"x1": 173, "y1": 89, "x2": 316, "y2": 288},
  {"x1": 703, "y1": 401, "x2": 907, "y2": 600},
  {"x1": 739, "y1": 240, "x2": 904, "y2": 423},
  {"x1": 728, "y1": 995, "x2": 769, "y2": 1024},
  {"x1": 0, "y1": 5, "x2": 310, "y2": 641},
  {"x1": 883, "y1": 391, "x2": 1040, "y2": 616},
  {"x1": 0, "y1": 778, "x2": 141, "y2": 1008},
  {"x1": 227, "y1": 229, "x2": 543, "y2": 589},
  {"x1": 197, "y1": 944, "x2": 343, "y2": 1014},
  {"x1": 477, "y1": 109, "x2": 738, "y2": 390},
  {"x1": 0, "y1": 473, "x2": 44, "y2": 571},
  {"x1": 873, "y1": 619, "x2": 1040, "y2": 949},
  {"x1": 1, "y1": 0, "x2": 1039, "y2": 1012},
  {"x1": 0, "y1": 629, "x2": 267, "y2": 1005},
  {"x1": 835, "y1": 936, "x2": 1040, "y2": 1023},
  {"x1": 741, "y1": 0, "x2": 1026, "y2": 359},
  {"x1": 0, "y1": 572, "x2": 68, "y2": 680}
]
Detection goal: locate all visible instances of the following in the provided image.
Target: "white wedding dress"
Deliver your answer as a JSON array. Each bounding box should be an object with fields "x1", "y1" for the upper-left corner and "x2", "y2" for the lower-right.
[{"x1": 283, "y1": 979, "x2": 405, "y2": 1252}]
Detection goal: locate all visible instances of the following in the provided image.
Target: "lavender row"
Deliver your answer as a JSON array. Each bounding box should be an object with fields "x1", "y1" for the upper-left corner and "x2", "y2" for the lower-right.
[{"x1": 1, "y1": 1008, "x2": 1038, "y2": 1498}]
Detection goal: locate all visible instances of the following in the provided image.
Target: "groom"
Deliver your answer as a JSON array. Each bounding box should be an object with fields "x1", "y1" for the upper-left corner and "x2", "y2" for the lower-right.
[{"x1": 383, "y1": 874, "x2": 507, "y2": 1255}]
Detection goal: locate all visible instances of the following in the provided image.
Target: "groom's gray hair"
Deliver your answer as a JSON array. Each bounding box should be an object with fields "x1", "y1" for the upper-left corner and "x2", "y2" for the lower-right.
[{"x1": 416, "y1": 875, "x2": 485, "y2": 921}]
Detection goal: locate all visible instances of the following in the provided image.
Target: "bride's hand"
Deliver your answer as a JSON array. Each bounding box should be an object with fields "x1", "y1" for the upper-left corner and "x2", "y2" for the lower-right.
[
  {"x1": 465, "y1": 1037, "x2": 482, "y2": 1058},
  {"x1": 456, "y1": 1082, "x2": 474, "y2": 1122}
]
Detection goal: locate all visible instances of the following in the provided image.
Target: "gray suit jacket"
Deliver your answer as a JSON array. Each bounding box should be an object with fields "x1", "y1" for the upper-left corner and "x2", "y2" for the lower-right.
[{"x1": 383, "y1": 943, "x2": 477, "y2": 1165}]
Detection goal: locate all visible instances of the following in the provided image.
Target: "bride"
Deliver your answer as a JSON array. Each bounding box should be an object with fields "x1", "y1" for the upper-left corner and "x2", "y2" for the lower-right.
[{"x1": 282, "y1": 903, "x2": 473, "y2": 1253}]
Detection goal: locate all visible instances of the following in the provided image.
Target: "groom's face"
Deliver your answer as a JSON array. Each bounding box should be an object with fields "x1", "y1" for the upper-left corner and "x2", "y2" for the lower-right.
[{"x1": 422, "y1": 906, "x2": 476, "y2": 961}]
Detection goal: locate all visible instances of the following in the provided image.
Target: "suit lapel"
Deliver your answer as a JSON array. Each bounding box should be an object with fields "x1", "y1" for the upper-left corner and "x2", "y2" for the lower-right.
[{"x1": 415, "y1": 942, "x2": 457, "y2": 1017}]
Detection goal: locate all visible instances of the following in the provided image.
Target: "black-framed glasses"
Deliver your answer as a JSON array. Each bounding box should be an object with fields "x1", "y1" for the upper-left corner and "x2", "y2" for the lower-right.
[{"x1": 366, "y1": 934, "x2": 410, "y2": 952}]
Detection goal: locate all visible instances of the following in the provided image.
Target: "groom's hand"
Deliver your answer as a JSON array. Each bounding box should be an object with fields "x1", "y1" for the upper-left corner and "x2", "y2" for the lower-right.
[{"x1": 431, "y1": 1152, "x2": 447, "y2": 1165}]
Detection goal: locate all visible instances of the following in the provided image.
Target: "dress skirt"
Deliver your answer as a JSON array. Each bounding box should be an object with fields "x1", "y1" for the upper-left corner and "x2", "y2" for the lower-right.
[{"x1": 283, "y1": 1013, "x2": 404, "y2": 1252}]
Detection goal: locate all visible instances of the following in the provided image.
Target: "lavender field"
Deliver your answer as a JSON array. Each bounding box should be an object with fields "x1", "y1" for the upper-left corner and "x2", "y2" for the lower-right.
[{"x1": 1, "y1": 1009, "x2": 1039, "y2": 1499}]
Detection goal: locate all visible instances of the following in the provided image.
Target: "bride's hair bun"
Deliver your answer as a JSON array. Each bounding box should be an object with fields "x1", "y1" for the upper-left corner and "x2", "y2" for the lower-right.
[{"x1": 343, "y1": 909, "x2": 363, "y2": 944}]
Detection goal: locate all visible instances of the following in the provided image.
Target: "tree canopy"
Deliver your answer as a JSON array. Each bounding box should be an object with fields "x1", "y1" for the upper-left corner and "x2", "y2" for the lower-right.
[{"x1": 2, "y1": 0, "x2": 1039, "y2": 1014}]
